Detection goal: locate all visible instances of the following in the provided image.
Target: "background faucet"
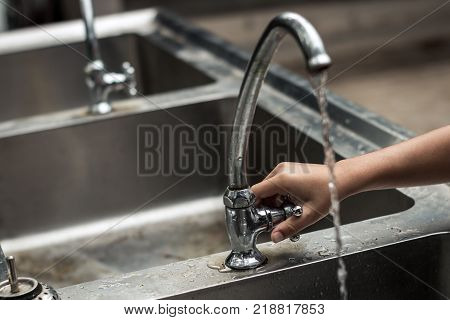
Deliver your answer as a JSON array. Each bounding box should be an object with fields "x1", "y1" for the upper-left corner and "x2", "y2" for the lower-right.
[
  {"x1": 80, "y1": 0, "x2": 137, "y2": 114},
  {"x1": 0, "y1": 244, "x2": 7, "y2": 282},
  {"x1": 224, "y1": 12, "x2": 331, "y2": 270}
]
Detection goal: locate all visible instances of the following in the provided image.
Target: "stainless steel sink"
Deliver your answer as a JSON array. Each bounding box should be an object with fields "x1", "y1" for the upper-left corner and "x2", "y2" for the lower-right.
[
  {"x1": 0, "y1": 8, "x2": 448, "y2": 298},
  {"x1": 0, "y1": 98, "x2": 413, "y2": 288}
]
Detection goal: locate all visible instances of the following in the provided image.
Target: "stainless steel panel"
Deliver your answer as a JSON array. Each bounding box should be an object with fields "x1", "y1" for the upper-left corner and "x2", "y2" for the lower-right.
[{"x1": 171, "y1": 233, "x2": 450, "y2": 299}]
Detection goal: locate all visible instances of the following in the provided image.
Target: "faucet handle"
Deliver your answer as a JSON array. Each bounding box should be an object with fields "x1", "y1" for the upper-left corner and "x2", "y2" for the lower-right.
[
  {"x1": 121, "y1": 61, "x2": 137, "y2": 96},
  {"x1": 283, "y1": 202, "x2": 303, "y2": 218},
  {"x1": 264, "y1": 199, "x2": 303, "y2": 232}
]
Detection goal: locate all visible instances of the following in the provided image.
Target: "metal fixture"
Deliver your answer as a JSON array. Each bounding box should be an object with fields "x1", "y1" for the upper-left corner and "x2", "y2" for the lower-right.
[
  {"x1": 80, "y1": 0, "x2": 137, "y2": 114},
  {"x1": 224, "y1": 193, "x2": 303, "y2": 269},
  {"x1": 0, "y1": 245, "x2": 7, "y2": 282},
  {"x1": 0, "y1": 256, "x2": 59, "y2": 300},
  {"x1": 224, "y1": 12, "x2": 331, "y2": 270}
]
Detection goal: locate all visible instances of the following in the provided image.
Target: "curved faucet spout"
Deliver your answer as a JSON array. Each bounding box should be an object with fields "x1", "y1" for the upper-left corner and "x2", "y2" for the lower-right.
[
  {"x1": 224, "y1": 12, "x2": 331, "y2": 270},
  {"x1": 229, "y1": 12, "x2": 331, "y2": 189}
]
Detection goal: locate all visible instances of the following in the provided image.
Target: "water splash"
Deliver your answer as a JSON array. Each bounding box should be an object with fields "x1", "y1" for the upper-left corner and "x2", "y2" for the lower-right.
[
  {"x1": 312, "y1": 71, "x2": 348, "y2": 300},
  {"x1": 206, "y1": 261, "x2": 233, "y2": 273}
]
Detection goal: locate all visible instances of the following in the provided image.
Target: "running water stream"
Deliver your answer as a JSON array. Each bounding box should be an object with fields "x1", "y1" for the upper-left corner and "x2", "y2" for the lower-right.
[{"x1": 312, "y1": 71, "x2": 348, "y2": 299}]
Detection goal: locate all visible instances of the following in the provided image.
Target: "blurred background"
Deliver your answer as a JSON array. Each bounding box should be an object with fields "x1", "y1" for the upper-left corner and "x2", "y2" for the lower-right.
[{"x1": 1, "y1": 0, "x2": 449, "y2": 133}]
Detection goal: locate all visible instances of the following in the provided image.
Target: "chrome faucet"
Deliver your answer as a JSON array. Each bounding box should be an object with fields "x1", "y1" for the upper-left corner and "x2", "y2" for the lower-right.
[
  {"x1": 0, "y1": 244, "x2": 7, "y2": 283},
  {"x1": 80, "y1": 0, "x2": 137, "y2": 114},
  {"x1": 224, "y1": 12, "x2": 331, "y2": 270}
]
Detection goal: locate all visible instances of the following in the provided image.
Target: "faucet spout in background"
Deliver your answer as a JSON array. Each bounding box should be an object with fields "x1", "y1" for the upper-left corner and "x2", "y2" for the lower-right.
[
  {"x1": 80, "y1": 0, "x2": 137, "y2": 114},
  {"x1": 224, "y1": 12, "x2": 331, "y2": 270}
]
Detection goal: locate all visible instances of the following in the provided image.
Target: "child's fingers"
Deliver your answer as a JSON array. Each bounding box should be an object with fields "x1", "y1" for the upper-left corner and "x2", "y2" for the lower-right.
[
  {"x1": 270, "y1": 205, "x2": 321, "y2": 243},
  {"x1": 251, "y1": 176, "x2": 286, "y2": 199},
  {"x1": 263, "y1": 162, "x2": 294, "y2": 181},
  {"x1": 258, "y1": 194, "x2": 283, "y2": 207},
  {"x1": 263, "y1": 166, "x2": 280, "y2": 181}
]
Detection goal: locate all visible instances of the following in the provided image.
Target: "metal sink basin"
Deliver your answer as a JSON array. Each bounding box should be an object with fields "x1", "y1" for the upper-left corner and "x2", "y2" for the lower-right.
[
  {"x1": 0, "y1": 98, "x2": 413, "y2": 288},
  {"x1": 0, "y1": 10, "x2": 213, "y2": 122}
]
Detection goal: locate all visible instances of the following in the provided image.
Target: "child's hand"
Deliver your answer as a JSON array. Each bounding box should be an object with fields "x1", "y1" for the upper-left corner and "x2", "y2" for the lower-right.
[
  {"x1": 251, "y1": 162, "x2": 353, "y2": 243},
  {"x1": 251, "y1": 126, "x2": 450, "y2": 243}
]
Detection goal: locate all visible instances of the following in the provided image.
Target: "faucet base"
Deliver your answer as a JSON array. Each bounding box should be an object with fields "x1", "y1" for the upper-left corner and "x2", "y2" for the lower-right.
[
  {"x1": 90, "y1": 102, "x2": 113, "y2": 115},
  {"x1": 225, "y1": 249, "x2": 267, "y2": 270}
]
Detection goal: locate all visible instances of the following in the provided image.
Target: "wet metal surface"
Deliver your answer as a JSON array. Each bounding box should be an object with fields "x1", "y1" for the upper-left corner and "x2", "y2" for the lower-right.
[
  {"x1": 172, "y1": 233, "x2": 450, "y2": 299},
  {"x1": 60, "y1": 228, "x2": 450, "y2": 299},
  {"x1": 11, "y1": 201, "x2": 228, "y2": 288}
]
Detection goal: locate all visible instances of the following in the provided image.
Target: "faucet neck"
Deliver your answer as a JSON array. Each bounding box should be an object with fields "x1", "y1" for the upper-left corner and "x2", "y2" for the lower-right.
[
  {"x1": 228, "y1": 12, "x2": 331, "y2": 189},
  {"x1": 80, "y1": 0, "x2": 101, "y2": 62}
]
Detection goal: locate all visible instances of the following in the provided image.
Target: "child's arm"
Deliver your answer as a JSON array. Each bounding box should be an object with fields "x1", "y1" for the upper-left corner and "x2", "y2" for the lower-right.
[
  {"x1": 251, "y1": 125, "x2": 450, "y2": 243},
  {"x1": 339, "y1": 125, "x2": 450, "y2": 196}
]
